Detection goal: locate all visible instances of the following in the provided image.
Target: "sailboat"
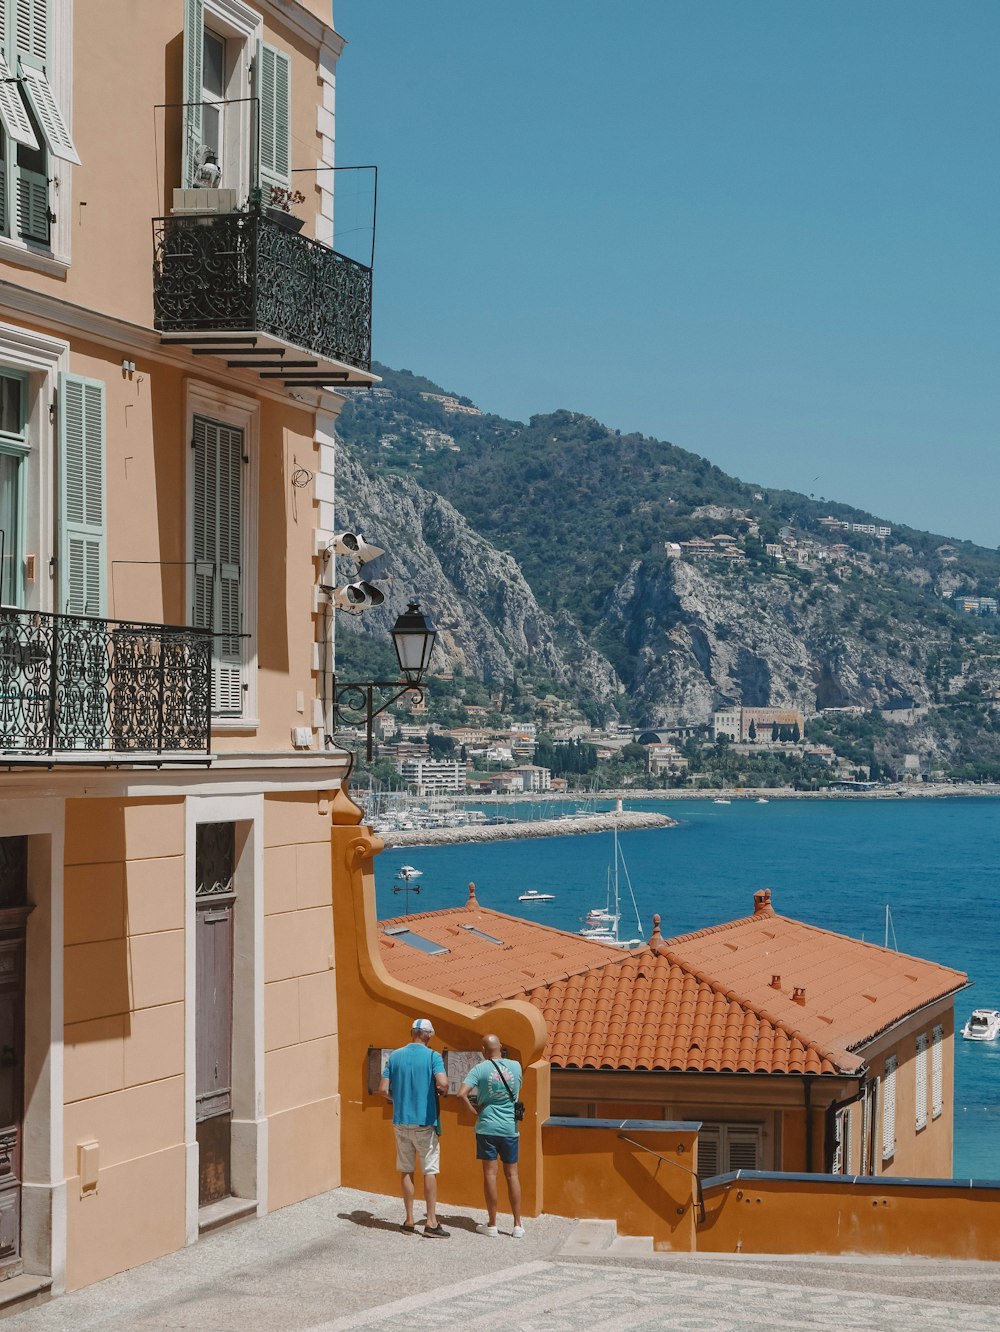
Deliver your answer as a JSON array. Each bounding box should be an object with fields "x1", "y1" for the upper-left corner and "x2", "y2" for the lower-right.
[{"x1": 579, "y1": 822, "x2": 644, "y2": 949}]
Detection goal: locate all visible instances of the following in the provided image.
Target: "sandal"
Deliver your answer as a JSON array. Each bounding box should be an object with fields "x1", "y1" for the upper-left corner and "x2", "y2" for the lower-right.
[
  {"x1": 400, "y1": 1222, "x2": 417, "y2": 1234},
  {"x1": 422, "y1": 1224, "x2": 449, "y2": 1238}
]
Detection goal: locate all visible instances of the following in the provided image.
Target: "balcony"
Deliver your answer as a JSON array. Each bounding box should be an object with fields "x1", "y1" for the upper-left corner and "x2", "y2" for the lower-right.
[
  {"x1": 0, "y1": 608, "x2": 212, "y2": 760},
  {"x1": 151, "y1": 203, "x2": 375, "y2": 391}
]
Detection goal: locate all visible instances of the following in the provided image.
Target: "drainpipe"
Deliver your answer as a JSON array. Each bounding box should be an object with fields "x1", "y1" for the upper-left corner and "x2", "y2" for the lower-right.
[
  {"x1": 822, "y1": 1079, "x2": 868, "y2": 1172},
  {"x1": 804, "y1": 1076, "x2": 814, "y2": 1172}
]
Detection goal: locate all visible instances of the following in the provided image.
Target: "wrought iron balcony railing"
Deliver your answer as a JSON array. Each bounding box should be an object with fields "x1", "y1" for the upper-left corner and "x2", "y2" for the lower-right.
[
  {"x1": 151, "y1": 205, "x2": 373, "y2": 372},
  {"x1": 0, "y1": 608, "x2": 212, "y2": 758}
]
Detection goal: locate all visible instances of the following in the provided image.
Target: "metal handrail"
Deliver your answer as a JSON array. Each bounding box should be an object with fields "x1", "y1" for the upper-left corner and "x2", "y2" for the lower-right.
[{"x1": 617, "y1": 1133, "x2": 706, "y2": 1224}]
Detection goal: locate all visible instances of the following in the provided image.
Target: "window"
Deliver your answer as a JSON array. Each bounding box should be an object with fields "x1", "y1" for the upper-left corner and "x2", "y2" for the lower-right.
[
  {"x1": 191, "y1": 414, "x2": 244, "y2": 716},
  {"x1": 832, "y1": 1105, "x2": 852, "y2": 1175},
  {"x1": 459, "y1": 925, "x2": 503, "y2": 945},
  {"x1": 0, "y1": 370, "x2": 26, "y2": 605},
  {"x1": 178, "y1": 0, "x2": 267, "y2": 197},
  {"x1": 881, "y1": 1055, "x2": 897, "y2": 1161},
  {"x1": 915, "y1": 1033, "x2": 928, "y2": 1132},
  {"x1": 0, "y1": 0, "x2": 79, "y2": 248},
  {"x1": 57, "y1": 373, "x2": 105, "y2": 616},
  {"x1": 696, "y1": 1123, "x2": 763, "y2": 1180},
  {"x1": 382, "y1": 927, "x2": 449, "y2": 956},
  {"x1": 931, "y1": 1024, "x2": 943, "y2": 1119}
]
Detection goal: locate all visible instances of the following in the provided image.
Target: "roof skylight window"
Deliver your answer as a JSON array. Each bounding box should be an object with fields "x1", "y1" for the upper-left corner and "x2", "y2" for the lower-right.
[
  {"x1": 460, "y1": 925, "x2": 504, "y2": 946},
  {"x1": 384, "y1": 926, "x2": 449, "y2": 956}
]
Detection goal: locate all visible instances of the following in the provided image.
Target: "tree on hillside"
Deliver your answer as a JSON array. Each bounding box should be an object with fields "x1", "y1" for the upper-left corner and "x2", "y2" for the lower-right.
[{"x1": 748, "y1": 719, "x2": 757, "y2": 741}]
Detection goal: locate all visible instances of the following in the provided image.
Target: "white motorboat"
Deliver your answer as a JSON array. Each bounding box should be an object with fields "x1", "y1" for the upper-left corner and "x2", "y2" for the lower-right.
[
  {"x1": 713, "y1": 798, "x2": 731, "y2": 805},
  {"x1": 398, "y1": 865, "x2": 423, "y2": 879},
  {"x1": 518, "y1": 889, "x2": 555, "y2": 903},
  {"x1": 756, "y1": 798, "x2": 769, "y2": 804},
  {"x1": 962, "y1": 1009, "x2": 1000, "y2": 1041}
]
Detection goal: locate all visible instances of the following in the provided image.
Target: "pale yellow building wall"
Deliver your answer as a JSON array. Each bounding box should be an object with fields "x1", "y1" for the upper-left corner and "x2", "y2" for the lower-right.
[
  {"x1": 263, "y1": 793, "x2": 340, "y2": 1210},
  {"x1": 62, "y1": 796, "x2": 187, "y2": 1291}
]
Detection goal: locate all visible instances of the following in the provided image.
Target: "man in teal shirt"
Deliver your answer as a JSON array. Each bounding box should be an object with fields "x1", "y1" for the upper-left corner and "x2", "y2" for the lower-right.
[
  {"x1": 378, "y1": 1018, "x2": 449, "y2": 1236},
  {"x1": 457, "y1": 1033, "x2": 524, "y2": 1238}
]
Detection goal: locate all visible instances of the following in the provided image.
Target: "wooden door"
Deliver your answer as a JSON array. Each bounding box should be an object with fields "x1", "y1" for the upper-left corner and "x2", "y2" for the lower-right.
[
  {"x1": 194, "y1": 822, "x2": 236, "y2": 1209},
  {"x1": 0, "y1": 835, "x2": 27, "y2": 1277}
]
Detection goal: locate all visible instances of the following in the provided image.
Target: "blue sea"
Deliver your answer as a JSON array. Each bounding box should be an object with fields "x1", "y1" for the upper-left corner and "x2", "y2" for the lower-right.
[{"x1": 374, "y1": 797, "x2": 1000, "y2": 1178}]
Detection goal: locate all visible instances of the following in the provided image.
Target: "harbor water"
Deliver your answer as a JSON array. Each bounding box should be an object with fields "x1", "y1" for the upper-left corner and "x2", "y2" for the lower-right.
[{"x1": 375, "y1": 796, "x2": 1000, "y2": 1179}]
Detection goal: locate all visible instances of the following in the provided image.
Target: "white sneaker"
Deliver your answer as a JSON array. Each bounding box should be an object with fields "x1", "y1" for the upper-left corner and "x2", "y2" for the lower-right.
[
  {"x1": 476, "y1": 1223, "x2": 499, "y2": 1237},
  {"x1": 512, "y1": 1225, "x2": 526, "y2": 1239}
]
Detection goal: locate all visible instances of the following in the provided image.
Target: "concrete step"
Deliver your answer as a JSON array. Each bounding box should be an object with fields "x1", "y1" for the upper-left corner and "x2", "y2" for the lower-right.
[
  {"x1": 560, "y1": 1218, "x2": 618, "y2": 1256},
  {"x1": 607, "y1": 1234, "x2": 655, "y2": 1256}
]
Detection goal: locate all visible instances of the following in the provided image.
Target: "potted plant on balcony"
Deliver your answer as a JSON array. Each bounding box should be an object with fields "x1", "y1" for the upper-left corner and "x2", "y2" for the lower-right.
[{"x1": 265, "y1": 186, "x2": 307, "y2": 234}]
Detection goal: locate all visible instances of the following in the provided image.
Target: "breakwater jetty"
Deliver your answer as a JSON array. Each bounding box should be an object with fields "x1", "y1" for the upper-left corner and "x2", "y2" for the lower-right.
[{"x1": 379, "y1": 809, "x2": 674, "y2": 848}]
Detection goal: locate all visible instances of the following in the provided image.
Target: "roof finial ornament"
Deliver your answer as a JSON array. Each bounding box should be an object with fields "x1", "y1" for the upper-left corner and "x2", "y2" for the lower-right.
[
  {"x1": 649, "y1": 913, "x2": 662, "y2": 946},
  {"x1": 467, "y1": 882, "x2": 477, "y2": 905}
]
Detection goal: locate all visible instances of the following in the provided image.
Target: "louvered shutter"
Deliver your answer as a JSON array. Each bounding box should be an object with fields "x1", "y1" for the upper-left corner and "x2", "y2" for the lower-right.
[
  {"x1": 16, "y1": 167, "x2": 48, "y2": 242},
  {"x1": 0, "y1": 51, "x2": 39, "y2": 150},
  {"x1": 696, "y1": 1125, "x2": 721, "y2": 1180},
  {"x1": 881, "y1": 1055, "x2": 897, "y2": 1161},
  {"x1": 833, "y1": 1107, "x2": 851, "y2": 1175},
  {"x1": 257, "y1": 41, "x2": 291, "y2": 190},
  {"x1": 58, "y1": 373, "x2": 106, "y2": 616},
  {"x1": 14, "y1": 0, "x2": 47, "y2": 66},
  {"x1": 915, "y1": 1034, "x2": 928, "y2": 1131},
  {"x1": 931, "y1": 1025, "x2": 943, "y2": 1119},
  {"x1": 182, "y1": 0, "x2": 204, "y2": 188},
  {"x1": 725, "y1": 1126, "x2": 762, "y2": 1173},
  {"x1": 192, "y1": 415, "x2": 243, "y2": 716},
  {"x1": 20, "y1": 66, "x2": 80, "y2": 164}
]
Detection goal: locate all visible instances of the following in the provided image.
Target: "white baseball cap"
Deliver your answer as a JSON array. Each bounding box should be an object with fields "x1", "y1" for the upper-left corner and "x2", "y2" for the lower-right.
[{"x1": 412, "y1": 1018, "x2": 435, "y2": 1035}]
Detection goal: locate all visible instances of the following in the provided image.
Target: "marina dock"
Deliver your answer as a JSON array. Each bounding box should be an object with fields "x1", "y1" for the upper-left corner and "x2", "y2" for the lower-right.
[{"x1": 379, "y1": 809, "x2": 675, "y2": 847}]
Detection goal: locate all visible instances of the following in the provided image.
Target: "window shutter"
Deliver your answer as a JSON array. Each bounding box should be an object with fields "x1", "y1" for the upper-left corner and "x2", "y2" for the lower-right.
[
  {"x1": 931, "y1": 1025, "x2": 944, "y2": 1119},
  {"x1": 725, "y1": 1126, "x2": 761, "y2": 1173},
  {"x1": 58, "y1": 373, "x2": 106, "y2": 616},
  {"x1": 915, "y1": 1034, "x2": 928, "y2": 1131},
  {"x1": 257, "y1": 41, "x2": 291, "y2": 189},
  {"x1": 696, "y1": 1125, "x2": 721, "y2": 1180},
  {"x1": 833, "y1": 1107, "x2": 851, "y2": 1175},
  {"x1": 14, "y1": 0, "x2": 48, "y2": 66},
  {"x1": 182, "y1": 0, "x2": 204, "y2": 188},
  {"x1": 20, "y1": 66, "x2": 80, "y2": 164},
  {"x1": 0, "y1": 51, "x2": 40, "y2": 149},
  {"x1": 192, "y1": 415, "x2": 243, "y2": 716},
  {"x1": 881, "y1": 1055, "x2": 897, "y2": 1161},
  {"x1": 16, "y1": 165, "x2": 48, "y2": 242}
]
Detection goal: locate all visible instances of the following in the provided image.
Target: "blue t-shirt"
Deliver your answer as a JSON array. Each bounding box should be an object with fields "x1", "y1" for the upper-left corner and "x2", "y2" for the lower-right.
[
  {"x1": 463, "y1": 1058, "x2": 522, "y2": 1136},
  {"x1": 385, "y1": 1042, "x2": 446, "y2": 1126}
]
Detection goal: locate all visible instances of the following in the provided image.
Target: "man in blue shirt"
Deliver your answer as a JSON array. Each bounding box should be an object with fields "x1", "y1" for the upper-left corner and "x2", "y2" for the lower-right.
[
  {"x1": 457, "y1": 1033, "x2": 524, "y2": 1238},
  {"x1": 378, "y1": 1018, "x2": 450, "y2": 1236}
]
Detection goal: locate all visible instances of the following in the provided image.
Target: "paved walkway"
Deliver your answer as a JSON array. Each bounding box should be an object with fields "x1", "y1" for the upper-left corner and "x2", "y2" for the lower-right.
[{"x1": 7, "y1": 1187, "x2": 1000, "y2": 1331}]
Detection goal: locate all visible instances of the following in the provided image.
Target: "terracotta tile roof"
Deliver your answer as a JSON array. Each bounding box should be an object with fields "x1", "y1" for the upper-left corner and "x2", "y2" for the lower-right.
[
  {"x1": 662, "y1": 889, "x2": 968, "y2": 1055},
  {"x1": 377, "y1": 883, "x2": 621, "y2": 1007},
  {"x1": 377, "y1": 887, "x2": 967, "y2": 1078},
  {"x1": 523, "y1": 946, "x2": 848, "y2": 1075}
]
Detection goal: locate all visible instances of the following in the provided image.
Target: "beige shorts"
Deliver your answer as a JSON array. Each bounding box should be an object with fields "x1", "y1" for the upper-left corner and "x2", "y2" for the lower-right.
[{"x1": 394, "y1": 1124, "x2": 440, "y2": 1175}]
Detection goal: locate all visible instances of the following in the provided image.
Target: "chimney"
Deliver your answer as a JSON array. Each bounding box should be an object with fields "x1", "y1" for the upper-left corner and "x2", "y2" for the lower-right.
[
  {"x1": 753, "y1": 888, "x2": 773, "y2": 917},
  {"x1": 770, "y1": 974, "x2": 781, "y2": 990},
  {"x1": 792, "y1": 986, "x2": 806, "y2": 1005}
]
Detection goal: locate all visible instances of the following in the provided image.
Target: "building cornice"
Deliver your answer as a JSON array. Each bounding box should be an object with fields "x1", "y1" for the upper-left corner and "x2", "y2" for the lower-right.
[
  {"x1": 259, "y1": 0, "x2": 345, "y2": 56},
  {"x1": 0, "y1": 280, "x2": 349, "y2": 412}
]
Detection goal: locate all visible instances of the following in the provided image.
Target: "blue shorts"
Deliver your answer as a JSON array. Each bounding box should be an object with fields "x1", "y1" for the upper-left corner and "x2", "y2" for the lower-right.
[{"x1": 476, "y1": 1133, "x2": 519, "y2": 1164}]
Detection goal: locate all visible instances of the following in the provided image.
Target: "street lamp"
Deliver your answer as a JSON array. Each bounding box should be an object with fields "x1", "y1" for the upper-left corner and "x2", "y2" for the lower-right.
[{"x1": 331, "y1": 601, "x2": 438, "y2": 760}]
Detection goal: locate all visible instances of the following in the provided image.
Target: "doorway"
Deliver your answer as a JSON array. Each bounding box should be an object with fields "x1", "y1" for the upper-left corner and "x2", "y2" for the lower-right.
[
  {"x1": 195, "y1": 823, "x2": 235, "y2": 1209},
  {"x1": 0, "y1": 836, "x2": 27, "y2": 1278}
]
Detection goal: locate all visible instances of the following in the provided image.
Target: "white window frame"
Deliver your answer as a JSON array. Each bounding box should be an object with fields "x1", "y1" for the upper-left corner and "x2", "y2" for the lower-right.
[
  {"x1": 185, "y1": 380, "x2": 258, "y2": 730},
  {"x1": 0, "y1": 0, "x2": 74, "y2": 272},
  {"x1": 931, "y1": 1024, "x2": 944, "y2": 1120},
  {"x1": 0, "y1": 320, "x2": 66, "y2": 610},
  {"x1": 915, "y1": 1033, "x2": 928, "y2": 1132},
  {"x1": 881, "y1": 1054, "x2": 897, "y2": 1162}
]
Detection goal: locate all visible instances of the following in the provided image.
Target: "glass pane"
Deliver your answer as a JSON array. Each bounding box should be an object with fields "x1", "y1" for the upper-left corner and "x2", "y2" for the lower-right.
[
  {"x1": 203, "y1": 103, "x2": 220, "y2": 159},
  {"x1": 203, "y1": 31, "x2": 225, "y2": 98},
  {"x1": 0, "y1": 452, "x2": 19, "y2": 605},
  {"x1": 0, "y1": 376, "x2": 22, "y2": 436}
]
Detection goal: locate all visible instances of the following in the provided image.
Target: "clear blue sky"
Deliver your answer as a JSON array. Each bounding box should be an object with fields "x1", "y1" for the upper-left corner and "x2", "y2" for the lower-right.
[{"x1": 333, "y1": 1, "x2": 999, "y2": 547}]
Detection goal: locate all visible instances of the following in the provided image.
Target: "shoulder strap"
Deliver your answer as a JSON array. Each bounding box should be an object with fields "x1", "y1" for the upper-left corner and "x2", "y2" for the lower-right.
[{"x1": 490, "y1": 1058, "x2": 516, "y2": 1101}]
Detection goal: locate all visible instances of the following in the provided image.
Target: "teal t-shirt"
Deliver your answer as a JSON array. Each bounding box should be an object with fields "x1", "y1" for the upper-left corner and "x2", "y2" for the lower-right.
[
  {"x1": 463, "y1": 1058, "x2": 522, "y2": 1136},
  {"x1": 386, "y1": 1042, "x2": 446, "y2": 1126}
]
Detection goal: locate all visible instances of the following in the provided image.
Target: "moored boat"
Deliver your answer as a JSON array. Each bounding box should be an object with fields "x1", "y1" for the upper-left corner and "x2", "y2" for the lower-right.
[
  {"x1": 518, "y1": 889, "x2": 555, "y2": 903},
  {"x1": 962, "y1": 1009, "x2": 1000, "y2": 1041}
]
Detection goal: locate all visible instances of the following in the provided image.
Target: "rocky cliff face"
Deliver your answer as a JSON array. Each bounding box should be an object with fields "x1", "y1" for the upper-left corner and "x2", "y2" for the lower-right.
[
  {"x1": 608, "y1": 558, "x2": 930, "y2": 726},
  {"x1": 334, "y1": 447, "x2": 620, "y2": 700}
]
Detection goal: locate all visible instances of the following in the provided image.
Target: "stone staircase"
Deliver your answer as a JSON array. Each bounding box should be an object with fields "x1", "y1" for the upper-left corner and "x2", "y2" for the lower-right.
[{"x1": 560, "y1": 1217, "x2": 655, "y2": 1258}]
